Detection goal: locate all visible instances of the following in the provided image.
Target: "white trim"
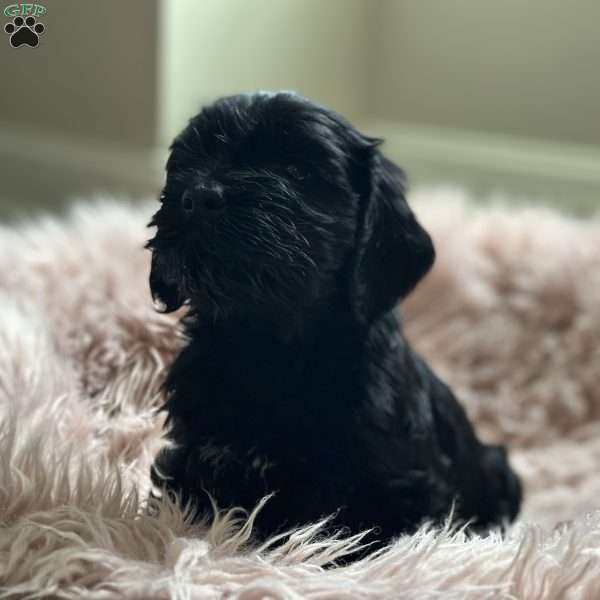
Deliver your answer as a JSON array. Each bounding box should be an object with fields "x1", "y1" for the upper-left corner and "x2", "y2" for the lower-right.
[
  {"x1": 358, "y1": 120, "x2": 600, "y2": 209},
  {"x1": 0, "y1": 121, "x2": 165, "y2": 189},
  {"x1": 362, "y1": 120, "x2": 600, "y2": 184},
  {"x1": 0, "y1": 120, "x2": 597, "y2": 214}
]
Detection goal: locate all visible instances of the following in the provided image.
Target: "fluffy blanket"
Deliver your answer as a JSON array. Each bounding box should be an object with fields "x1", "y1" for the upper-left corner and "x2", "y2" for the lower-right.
[{"x1": 1, "y1": 188, "x2": 600, "y2": 599}]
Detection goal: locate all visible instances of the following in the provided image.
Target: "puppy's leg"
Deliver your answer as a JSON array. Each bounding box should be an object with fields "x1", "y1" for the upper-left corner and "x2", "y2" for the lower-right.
[
  {"x1": 148, "y1": 443, "x2": 199, "y2": 516},
  {"x1": 149, "y1": 438, "x2": 290, "y2": 537},
  {"x1": 424, "y1": 360, "x2": 522, "y2": 527}
]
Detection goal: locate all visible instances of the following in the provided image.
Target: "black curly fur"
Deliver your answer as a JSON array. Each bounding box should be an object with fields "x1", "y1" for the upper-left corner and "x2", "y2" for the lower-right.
[{"x1": 146, "y1": 91, "x2": 521, "y2": 550}]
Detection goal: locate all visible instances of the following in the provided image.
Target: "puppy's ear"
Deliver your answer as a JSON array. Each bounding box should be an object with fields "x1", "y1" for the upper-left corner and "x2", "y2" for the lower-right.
[
  {"x1": 351, "y1": 149, "x2": 435, "y2": 322},
  {"x1": 149, "y1": 252, "x2": 185, "y2": 314}
]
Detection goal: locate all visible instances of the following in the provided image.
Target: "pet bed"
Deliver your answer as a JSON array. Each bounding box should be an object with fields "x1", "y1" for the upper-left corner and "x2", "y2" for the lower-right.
[{"x1": 1, "y1": 187, "x2": 600, "y2": 599}]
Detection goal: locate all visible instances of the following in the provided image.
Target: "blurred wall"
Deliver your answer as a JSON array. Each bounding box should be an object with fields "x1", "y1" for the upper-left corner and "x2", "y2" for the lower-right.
[
  {"x1": 0, "y1": 0, "x2": 160, "y2": 147},
  {"x1": 0, "y1": 0, "x2": 598, "y2": 219},
  {"x1": 370, "y1": 0, "x2": 600, "y2": 147},
  {"x1": 158, "y1": 0, "x2": 370, "y2": 144},
  {"x1": 0, "y1": 0, "x2": 372, "y2": 217},
  {"x1": 0, "y1": 0, "x2": 161, "y2": 218}
]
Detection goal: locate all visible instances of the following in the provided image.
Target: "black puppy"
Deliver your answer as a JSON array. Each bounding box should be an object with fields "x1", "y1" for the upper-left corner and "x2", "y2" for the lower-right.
[{"x1": 147, "y1": 92, "x2": 521, "y2": 548}]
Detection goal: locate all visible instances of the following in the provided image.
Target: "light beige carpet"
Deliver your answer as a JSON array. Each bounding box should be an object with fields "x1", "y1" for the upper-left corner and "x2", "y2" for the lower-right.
[{"x1": 1, "y1": 188, "x2": 600, "y2": 599}]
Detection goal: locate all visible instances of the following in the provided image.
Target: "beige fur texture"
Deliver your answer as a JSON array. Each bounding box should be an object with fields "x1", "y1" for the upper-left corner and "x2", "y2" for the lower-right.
[{"x1": 1, "y1": 188, "x2": 600, "y2": 599}]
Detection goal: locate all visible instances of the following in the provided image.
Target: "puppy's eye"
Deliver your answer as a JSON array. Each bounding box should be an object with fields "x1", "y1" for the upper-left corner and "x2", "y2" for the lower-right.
[
  {"x1": 286, "y1": 165, "x2": 308, "y2": 180},
  {"x1": 159, "y1": 192, "x2": 166, "y2": 203}
]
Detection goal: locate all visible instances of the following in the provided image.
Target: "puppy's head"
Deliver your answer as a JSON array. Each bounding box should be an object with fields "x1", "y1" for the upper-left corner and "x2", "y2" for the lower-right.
[{"x1": 147, "y1": 92, "x2": 434, "y2": 324}]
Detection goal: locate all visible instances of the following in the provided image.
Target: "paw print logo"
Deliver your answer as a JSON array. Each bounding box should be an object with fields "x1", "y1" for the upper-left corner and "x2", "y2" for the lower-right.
[{"x1": 4, "y1": 15, "x2": 45, "y2": 48}]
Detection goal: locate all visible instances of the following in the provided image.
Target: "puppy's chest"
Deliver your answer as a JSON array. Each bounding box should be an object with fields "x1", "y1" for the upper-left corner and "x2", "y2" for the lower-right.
[
  {"x1": 172, "y1": 341, "x2": 359, "y2": 457},
  {"x1": 199, "y1": 356, "x2": 350, "y2": 441}
]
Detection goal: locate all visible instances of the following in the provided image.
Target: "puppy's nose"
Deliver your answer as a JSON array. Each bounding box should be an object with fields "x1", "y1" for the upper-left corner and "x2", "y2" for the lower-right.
[{"x1": 181, "y1": 187, "x2": 225, "y2": 217}]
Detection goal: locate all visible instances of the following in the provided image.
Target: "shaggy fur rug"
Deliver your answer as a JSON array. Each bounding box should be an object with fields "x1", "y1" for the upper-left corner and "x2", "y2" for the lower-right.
[{"x1": 1, "y1": 188, "x2": 600, "y2": 599}]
